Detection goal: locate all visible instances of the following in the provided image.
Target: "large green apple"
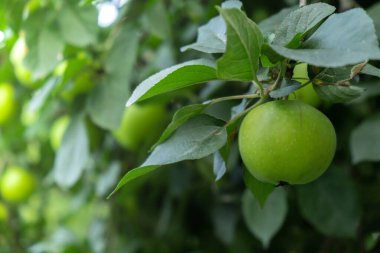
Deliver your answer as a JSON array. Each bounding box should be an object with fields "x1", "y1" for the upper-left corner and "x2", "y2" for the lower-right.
[
  {"x1": 239, "y1": 100, "x2": 336, "y2": 185},
  {"x1": 0, "y1": 166, "x2": 36, "y2": 203},
  {"x1": 291, "y1": 63, "x2": 321, "y2": 107},
  {"x1": 0, "y1": 82, "x2": 16, "y2": 125},
  {"x1": 113, "y1": 103, "x2": 168, "y2": 151}
]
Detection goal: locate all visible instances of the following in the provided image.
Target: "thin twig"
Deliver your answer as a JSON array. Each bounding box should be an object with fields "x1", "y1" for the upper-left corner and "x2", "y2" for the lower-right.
[{"x1": 299, "y1": 0, "x2": 307, "y2": 7}]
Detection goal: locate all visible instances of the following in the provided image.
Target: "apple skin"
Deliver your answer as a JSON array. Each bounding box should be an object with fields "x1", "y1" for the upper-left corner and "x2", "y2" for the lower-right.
[
  {"x1": 291, "y1": 63, "x2": 321, "y2": 107},
  {"x1": 0, "y1": 83, "x2": 16, "y2": 125},
  {"x1": 239, "y1": 100, "x2": 336, "y2": 185},
  {"x1": 0, "y1": 166, "x2": 36, "y2": 203},
  {"x1": 113, "y1": 104, "x2": 168, "y2": 151}
]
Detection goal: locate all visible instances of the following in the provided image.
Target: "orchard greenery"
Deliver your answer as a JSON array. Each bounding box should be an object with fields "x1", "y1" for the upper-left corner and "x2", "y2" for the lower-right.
[{"x1": 111, "y1": 1, "x2": 380, "y2": 201}]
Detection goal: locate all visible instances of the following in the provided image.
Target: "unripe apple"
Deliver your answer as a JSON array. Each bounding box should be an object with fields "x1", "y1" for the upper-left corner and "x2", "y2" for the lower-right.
[
  {"x1": 50, "y1": 116, "x2": 70, "y2": 151},
  {"x1": 291, "y1": 63, "x2": 321, "y2": 107},
  {"x1": 0, "y1": 202, "x2": 8, "y2": 222},
  {"x1": 113, "y1": 103, "x2": 168, "y2": 151},
  {"x1": 239, "y1": 100, "x2": 336, "y2": 185},
  {"x1": 10, "y1": 36, "x2": 34, "y2": 88},
  {"x1": 0, "y1": 166, "x2": 36, "y2": 203},
  {"x1": 0, "y1": 82, "x2": 16, "y2": 125}
]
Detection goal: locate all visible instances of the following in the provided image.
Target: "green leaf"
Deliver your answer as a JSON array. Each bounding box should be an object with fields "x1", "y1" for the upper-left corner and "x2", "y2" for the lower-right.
[
  {"x1": 313, "y1": 84, "x2": 365, "y2": 103},
  {"x1": 181, "y1": 16, "x2": 226, "y2": 54},
  {"x1": 53, "y1": 113, "x2": 90, "y2": 188},
  {"x1": 180, "y1": 0, "x2": 242, "y2": 54},
  {"x1": 141, "y1": 0, "x2": 171, "y2": 39},
  {"x1": 367, "y1": 2, "x2": 380, "y2": 39},
  {"x1": 24, "y1": 11, "x2": 64, "y2": 79},
  {"x1": 213, "y1": 151, "x2": 227, "y2": 181},
  {"x1": 350, "y1": 114, "x2": 380, "y2": 164},
  {"x1": 216, "y1": 7, "x2": 264, "y2": 81},
  {"x1": 361, "y1": 64, "x2": 380, "y2": 78},
  {"x1": 109, "y1": 115, "x2": 227, "y2": 196},
  {"x1": 269, "y1": 79, "x2": 301, "y2": 98},
  {"x1": 311, "y1": 62, "x2": 366, "y2": 85},
  {"x1": 87, "y1": 26, "x2": 139, "y2": 130},
  {"x1": 273, "y1": 3, "x2": 335, "y2": 48},
  {"x1": 270, "y1": 9, "x2": 380, "y2": 67},
  {"x1": 58, "y1": 1, "x2": 98, "y2": 47},
  {"x1": 243, "y1": 169, "x2": 275, "y2": 207},
  {"x1": 151, "y1": 104, "x2": 209, "y2": 150},
  {"x1": 127, "y1": 59, "x2": 217, "y2": 106},
  {"x1": 242, "y1": 188, "x2": 287, "y2": 248},
  {"x1": 259, "y1": 7, "x2": 297, "y2": 34},
  {"x1": 297, "y1": 168, "x2": 361, "y2": 237}
]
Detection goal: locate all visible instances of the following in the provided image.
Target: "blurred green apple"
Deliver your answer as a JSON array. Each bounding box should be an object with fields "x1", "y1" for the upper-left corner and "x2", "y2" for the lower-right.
[
  {"x1": 113, "y1": 103, "x2": 168, "y2": 151},
  {"x1": 0, "y1": 82, "x2": 16, "y2": 126},
  {"x1": 10, "y1": 36, "x2": 35, "y2": 88},
  {"x1": 0, "y1": 202, "x2": 8, "y2": 222},
  {"x1": 0, "y1": 166, "x2": 37, "y2": 203},
  {"x1": 50, "y1": 116, "x2": 70, "y2": 151}
]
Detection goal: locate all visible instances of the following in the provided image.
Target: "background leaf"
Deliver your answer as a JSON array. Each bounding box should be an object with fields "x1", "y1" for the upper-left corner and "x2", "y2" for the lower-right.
[
  {"x1": 313, "y1": 84, "x2": 364, "y2": 103},
  {"x1": 297, "y1": 168, "x2": 361, "y2": 237},
  {"x1": 350, "y1": 114, "x2": 380, "y2": 164},
  {"x1": 243, "y1": 169, "x2": 275, "y2": 207},
  {"x1": 242, "y1": 188, "x2": 287, "y2": 248},
  {"x1": 53, "y1": 113, "x2": 90, "y2": 188}
]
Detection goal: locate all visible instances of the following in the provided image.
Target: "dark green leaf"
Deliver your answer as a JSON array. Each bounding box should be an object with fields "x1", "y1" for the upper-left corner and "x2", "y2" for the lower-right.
[
  {"x1": 273, "y1": 3, "x2": 335, "y2": 48},
  {"x1": 53, "y1": 113, "x2": 90, "y2": 188},
  {"x1": 141, "y1": 0, "x2": 171, "y2": 39},
  {"x1": 244, "y1": 169, "x2": 275, "y2": 207},
  {"x1": 270, "y1": 9, "x2": 380, "y2": 67},
  {"x1": 110, "y1": 115, "x2": 227, "y2": 196},
  {"x1": 367, "y1": 2, "x2": 380, "y2": 39},
  {"x1": 350, "y1": 115, "x2": 380, "y2": 164},
  {"x1": 87, "y1": 26, "x2": 139, "y2": 130},
  {"x1": 313, "y1": 84, "x2": 365, "y2": 103},
  {"x1": 58, "y1": 1, "x2": 98, "y2": 46},
  {"x1": 297, "y1": 168, "x2": 361, "y2": 237},
  {"x1": 242, "y1": 188, "x2": 287, "y2": 248},
  {"x1": 127, "y1": 59, "x2": 217, "y2": 106},
  {"x1": 216, "y1": 7, "x2": 263, "y2": 81}
]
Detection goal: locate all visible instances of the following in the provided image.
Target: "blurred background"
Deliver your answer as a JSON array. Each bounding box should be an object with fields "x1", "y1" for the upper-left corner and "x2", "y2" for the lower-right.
[{"x1": 0, "y1": 0, "x2": 380, "y2": 252}]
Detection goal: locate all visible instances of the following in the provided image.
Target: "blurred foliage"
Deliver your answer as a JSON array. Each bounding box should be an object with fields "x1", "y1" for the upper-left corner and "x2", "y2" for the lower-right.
[{"x1": 0, "y1": 0, "x2": 379, "y2": 252}]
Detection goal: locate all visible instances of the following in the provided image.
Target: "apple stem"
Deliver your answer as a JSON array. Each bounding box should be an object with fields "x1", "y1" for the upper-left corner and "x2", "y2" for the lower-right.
[{"x1": 299, "y1": 0, "x2": 306, "y2": 7}]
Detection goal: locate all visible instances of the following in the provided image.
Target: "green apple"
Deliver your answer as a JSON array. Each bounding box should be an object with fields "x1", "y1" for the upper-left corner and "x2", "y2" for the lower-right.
[
  {"x1": 113, "y1": 103, "x2": 168, "y2": 151},
  {"x1": 0, "y1": 166, "x2": 36, "y2": 203},
  {"x1": 61, "y1": 70, "x2": 95, "y2": 101},
  {"x1": 50, "y1": 116, "x2": 70, "y2": 151},
  {"x1": 0, "y1": 82, "x2": 16, "y2": 125},
  {"x1": 0, "y1": 202, "x2": 8, "y2": 222},
  {"x1": 239, "y1": 100, "x2": 336, "y2": 185},
  {"x1": 10, "y1": 36, "x2": 34, "y2": 88},
  {"x1": 291, "y1": 63, "x2": 321, "y2": 107}
]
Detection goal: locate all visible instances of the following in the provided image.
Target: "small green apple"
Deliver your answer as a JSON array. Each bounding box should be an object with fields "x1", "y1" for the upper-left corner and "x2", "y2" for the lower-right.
[
  {"x1": 0, "y1": 82, "x2": 16, "y2": 126},
  {"x1": 50, "y1": 116, "x2": 70, "y2": 151},
  {"x1": 239, "y1": 100, "x2": 336, "y2": 185},
  {"x1": 0, "y1": 166, "x2": 37, "y2": 203},
  {"x1": 0, "y1": 202, "x2": 8, "y2": 222},
  {"x1": 113, "y1": 103, "x2": 168, "y2": 151},
  {"x1": 291, "y1": 63, "x2": 321, "y2": 107},
  {"x1": 10, "y1": 36, "x2": 34, "y2": 88}
]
